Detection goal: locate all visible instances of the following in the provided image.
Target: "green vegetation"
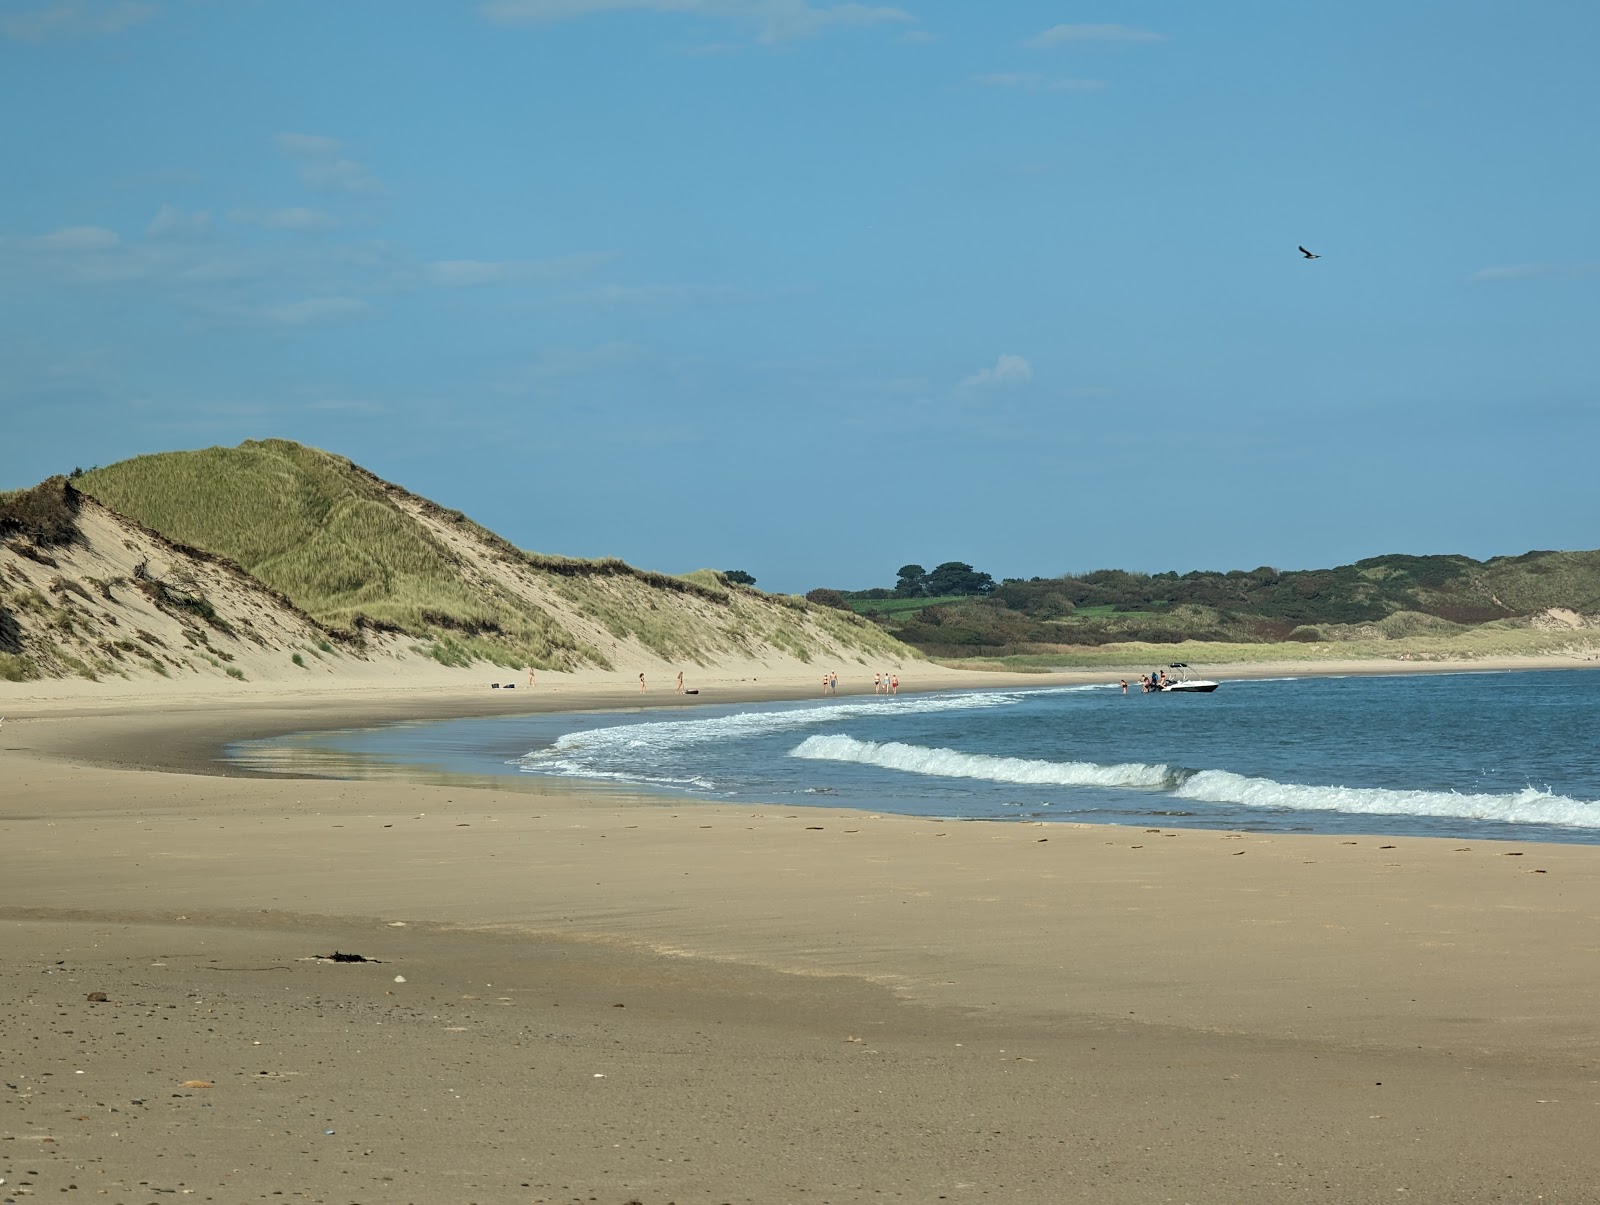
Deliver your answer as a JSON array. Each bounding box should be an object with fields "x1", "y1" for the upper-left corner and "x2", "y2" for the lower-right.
[
  {"x1": 74, "y1": 439, "x2": 908, "y2": 673},
  {"x1": 0, "y1": 651, "x2": 38, "y2": 681},
  {"x1": 849, "y1": 594, "x2": 967, "y2": 618},
  {"x1": 81, "y1": 440, "x2": 594, "y2": 670},
  {"x1": 818, "y1": 553, "x2": 1600, "y2": 663}
]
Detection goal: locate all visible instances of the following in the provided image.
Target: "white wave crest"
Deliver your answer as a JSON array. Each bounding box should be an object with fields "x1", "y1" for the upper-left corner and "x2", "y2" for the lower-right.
[
  {"x1": 789, "y1": 734, "x2": 1176, "y2": 788},
  {"x1": 1173, "y1": 769, "x2": 1600, "y2": 828},
  {"x1": 518, "y1": 688, "x2": 1045, "y2": 772}
]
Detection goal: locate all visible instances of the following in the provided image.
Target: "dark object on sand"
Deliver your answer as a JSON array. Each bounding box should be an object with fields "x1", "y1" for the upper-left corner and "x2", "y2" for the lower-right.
[
  {"x1": 320, "y1": 951, "x2": 380, "y2": 963},
  {"x1": 504, "y1": 683, "x2": 515, "y2": 688},
  {"x1": 684, "y1": 688, "x2": 699, "y2": 695},
  {"x1": 86, "y1": 991, "x2": 109, "y2": 1002}
]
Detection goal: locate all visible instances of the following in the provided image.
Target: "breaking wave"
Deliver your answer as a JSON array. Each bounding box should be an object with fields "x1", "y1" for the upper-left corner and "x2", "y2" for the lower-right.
[
  {"x1": 789, "y1": 734, "x2": 1178, "y2": 789},
  {"x1": 789, "y1": 736, "x2": 1600, "y2": 829},
  {"x1": 514, "y1": 688, "x2": 1082, "y2": 786},
  {"x1": 1173, "y1": 770, "x2": 1600, "y2": 829}
]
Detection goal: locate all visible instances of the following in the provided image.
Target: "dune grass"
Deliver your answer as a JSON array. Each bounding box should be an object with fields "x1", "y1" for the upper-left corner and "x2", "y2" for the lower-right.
[
  {"x1": 76, "y1": 439, "x2": 916, "y2": 672},
  {"x1": 81, "y1": 440, "x2": 591, "y2": 669}
]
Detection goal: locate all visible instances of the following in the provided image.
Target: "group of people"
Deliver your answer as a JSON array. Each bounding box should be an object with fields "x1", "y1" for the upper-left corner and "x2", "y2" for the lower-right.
[
  {"x1": 625, "y1": 669, "x2": 900, "y2": 696},
  {"x1": 635, "y1": 671, "x2": 688, "y2": 693}
]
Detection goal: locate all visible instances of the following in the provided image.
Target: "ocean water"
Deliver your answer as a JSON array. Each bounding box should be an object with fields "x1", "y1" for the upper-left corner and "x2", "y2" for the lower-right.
[{"x1": 227, "y1": 669, "x2": 1600, "y2": 844}]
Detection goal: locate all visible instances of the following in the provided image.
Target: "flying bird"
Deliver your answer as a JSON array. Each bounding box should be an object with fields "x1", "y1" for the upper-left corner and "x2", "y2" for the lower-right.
[{"x1": 1298, "y1": 245, "x2": 1321, "y2": 259}]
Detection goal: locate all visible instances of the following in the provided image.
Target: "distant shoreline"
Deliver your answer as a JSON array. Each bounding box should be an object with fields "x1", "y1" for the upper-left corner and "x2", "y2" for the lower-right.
[{"x1": 4, "y1": 653, "x2": 1596, "y2": 781}]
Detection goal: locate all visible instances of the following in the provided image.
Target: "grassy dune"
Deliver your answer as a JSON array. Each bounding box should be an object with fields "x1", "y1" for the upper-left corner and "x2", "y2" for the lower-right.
[{"x1": 75, "y1": 440, "x2": 905, "y2": 672}]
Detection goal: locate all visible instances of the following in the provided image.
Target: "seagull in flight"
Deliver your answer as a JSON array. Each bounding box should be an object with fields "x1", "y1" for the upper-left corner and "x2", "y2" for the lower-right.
[{"x1": 1298, "y1": 245, "x2": 1321, "y2": 259}]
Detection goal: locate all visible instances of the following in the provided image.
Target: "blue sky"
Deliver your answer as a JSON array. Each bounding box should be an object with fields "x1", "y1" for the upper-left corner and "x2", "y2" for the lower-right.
[{"x1": 3, "y1": 1, "x2": 1597, "y2": 592}]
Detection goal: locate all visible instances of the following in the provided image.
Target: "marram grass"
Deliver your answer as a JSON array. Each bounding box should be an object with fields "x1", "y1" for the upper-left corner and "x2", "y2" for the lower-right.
[{"x1": 76, "y1": 439, "x2": 909, "y2": 671}]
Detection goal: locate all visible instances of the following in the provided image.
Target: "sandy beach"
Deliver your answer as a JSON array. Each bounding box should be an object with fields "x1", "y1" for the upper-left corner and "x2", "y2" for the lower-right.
[{"x1": 5, "y1": 660, "x2": 1600, "y2": 1203}]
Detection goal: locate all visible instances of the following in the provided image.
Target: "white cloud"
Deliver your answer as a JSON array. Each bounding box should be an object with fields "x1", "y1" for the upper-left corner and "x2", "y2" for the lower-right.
[
  {"x1": 1027, "y1": 23, "x2": 1164, "y2": 47},
  {"x1": 1471, "y1": 262, "x2": 1600, "y2": 283},
  {"x1": 961, "y1": 353, "x2": 1033, "y2": 388},
  {"x1": 261, "y1": 297, "x2": 371, "y2": 326},
  {"x1": 230, "y1": 207, "x2": 340, "y2": 233},
  {"x1": 30, "y1": 225, "x2": 120, "y2": 251},
  {"x1": 570, "y1": 282, "x2": 743, "y2": 306},
  {"x1": 425, "y1": 251, "x2": 619, "y2": 286},
  {"x1": 273, "y1": 132, "x2": 344, "y2": 157},
  {"x1": 1, "y1": 0, "x2": 158, "y2": 42},
  {"x1": 480, "y1": 0, "x2": 914, "y2": 44},
  {"x1": 973, "y1": 73, "x2": 1105, "y2": 94},
  {"x1": 274, "y1": 132, "x2": 384, "y2": 197},
  {"x1": 146, "y1": 204, "x2": 213, "y2": 239}
]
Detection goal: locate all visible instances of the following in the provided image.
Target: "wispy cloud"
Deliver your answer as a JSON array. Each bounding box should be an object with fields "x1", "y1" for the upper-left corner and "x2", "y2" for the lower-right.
[
  {"x1": 1027, "y1": 23, "x2": 1164, "y2": 48},
  {"x1": 973, "y1": 73, "x2": 1105, "y2": 94},
  {"x1": 1471, "y1": 262, "x2": 1600, "y2": 283},
  {"x1": 425, "y1": 252, "x2": 618, "y2": 287},
  {"x1": 261, "y1": 297, "x2": 371, "y2": 326},
  {"x1": 1, "y1": 0, "x2": 158, "y2": 42},
  {"x1": 274, "y1": 132, "x2": 384, "y2": 197},
  {"x1": 229, "y1": 207, "x2": 340, "y2": 233},
  {"x1": 29, "y1": 225, "x2": 121, "y2": 251},
  {"x1": 567, "y1": 281, "x2": 744, "y2": 307},
  {"x1": 960, "y1": 353, "x2": 1032, "y2": 388},
  {"x1": 480, "y1": 0, "x2": 915, "y2": 45},
  {"x1": 146, "y1": 204, "x2": 213, "y2": 239}
]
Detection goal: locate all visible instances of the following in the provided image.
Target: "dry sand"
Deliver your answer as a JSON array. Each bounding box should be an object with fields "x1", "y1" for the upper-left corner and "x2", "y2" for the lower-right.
[{"x1": 4, "y1": 662, "x2": 1600, "y2": 1204}]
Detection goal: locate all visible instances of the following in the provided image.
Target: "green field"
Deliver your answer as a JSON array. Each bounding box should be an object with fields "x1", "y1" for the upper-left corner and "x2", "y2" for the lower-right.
[{"x1": 847, "y1": 595, "x2": 966, "y2": 618}]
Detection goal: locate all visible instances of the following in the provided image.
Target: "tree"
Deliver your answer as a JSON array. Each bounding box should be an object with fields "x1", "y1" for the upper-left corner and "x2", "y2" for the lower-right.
[
  {"x1": 722, "y1": 569, "x2": 756, "y2": 586},
  {"x1": 893, "y1": 564, "x2": 926, "y2": 598},
  {"x1": 923, "y1": 561, "x2": 995, "y2": 597}
]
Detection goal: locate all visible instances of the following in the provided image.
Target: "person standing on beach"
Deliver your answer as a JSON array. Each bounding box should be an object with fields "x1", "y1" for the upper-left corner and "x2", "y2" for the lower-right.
[
  {"x1": 829, "y1": 671, "x2": 838, "y2": 695},
  {"x1": 528, "y1": 667, "x2": 536, "y2": 687},
  {"x1": 873, "y1": 672, "x2": 882, "y2": 695},
  {"x1": 639, "y1": 672, "x2": 646, "y2": 693},
  {"x1": 676, "y1": 670, "x2": 684, "y2": 694},
  {"x1": 890, "y1": 674, "x2": 899, "y2": 696}
]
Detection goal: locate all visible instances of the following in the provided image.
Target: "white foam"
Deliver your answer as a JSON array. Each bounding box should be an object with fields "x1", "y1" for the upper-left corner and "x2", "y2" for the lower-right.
[
  {"x1": 1173, "y1": 769, "x2": 1600, "y2": 829},
  {"x1": 518, "y1": 681, "x2": 1043, "y2": 764},
  {"x1": 789, "y1": 736, "x2": 1600, "y2": 830},
  {"x1": 789, "y1": 734, "x2": 1176, "y2": 789}
]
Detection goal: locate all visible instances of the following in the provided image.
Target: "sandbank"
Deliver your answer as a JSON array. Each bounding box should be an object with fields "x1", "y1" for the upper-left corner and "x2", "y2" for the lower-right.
[{"x1": 4, "y1": 661, "x2": 1600, "y2": 1202}]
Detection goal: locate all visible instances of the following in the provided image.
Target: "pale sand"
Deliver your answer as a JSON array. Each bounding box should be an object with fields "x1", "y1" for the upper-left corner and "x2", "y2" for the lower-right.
[{"x1": 4, "y1": 664, "x2": 1600, "y2": 1203}]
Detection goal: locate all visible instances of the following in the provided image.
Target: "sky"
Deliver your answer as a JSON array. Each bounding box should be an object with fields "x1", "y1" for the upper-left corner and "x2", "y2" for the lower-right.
[{"x1": 2, "y1": 0, "x2": 1597, "y2": 593}]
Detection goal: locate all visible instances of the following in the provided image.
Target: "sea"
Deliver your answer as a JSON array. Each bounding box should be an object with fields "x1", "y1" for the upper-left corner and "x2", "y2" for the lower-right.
[{"x1": 226, "y1": 669, "x2": 1600, "y2": 845}]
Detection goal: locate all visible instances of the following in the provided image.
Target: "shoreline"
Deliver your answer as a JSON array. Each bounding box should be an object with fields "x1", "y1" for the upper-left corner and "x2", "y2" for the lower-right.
[
  {"x1": 5, "y1": 652, "x2": 1594, "y2": 781},
  {"x1": 8, "y1": 658, "x2": 1600, "y2": 1200}
]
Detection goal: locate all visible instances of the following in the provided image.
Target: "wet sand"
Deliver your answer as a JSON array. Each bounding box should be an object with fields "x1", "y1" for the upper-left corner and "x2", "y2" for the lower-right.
[{"x1": 5, "y1": 676, "x2": 1600, "y2": 1203}]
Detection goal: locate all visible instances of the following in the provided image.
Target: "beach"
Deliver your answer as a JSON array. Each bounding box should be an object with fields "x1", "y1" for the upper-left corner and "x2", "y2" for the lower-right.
[{"x1": 5, "y1": 661, "x2": 1600, "y2": 1203}]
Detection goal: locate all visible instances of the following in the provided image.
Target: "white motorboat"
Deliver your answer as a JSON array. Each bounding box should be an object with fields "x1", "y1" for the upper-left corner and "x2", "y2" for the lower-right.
[{"x1": 1159, "y1": 663, "x2": 1220, "y2": 693}]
